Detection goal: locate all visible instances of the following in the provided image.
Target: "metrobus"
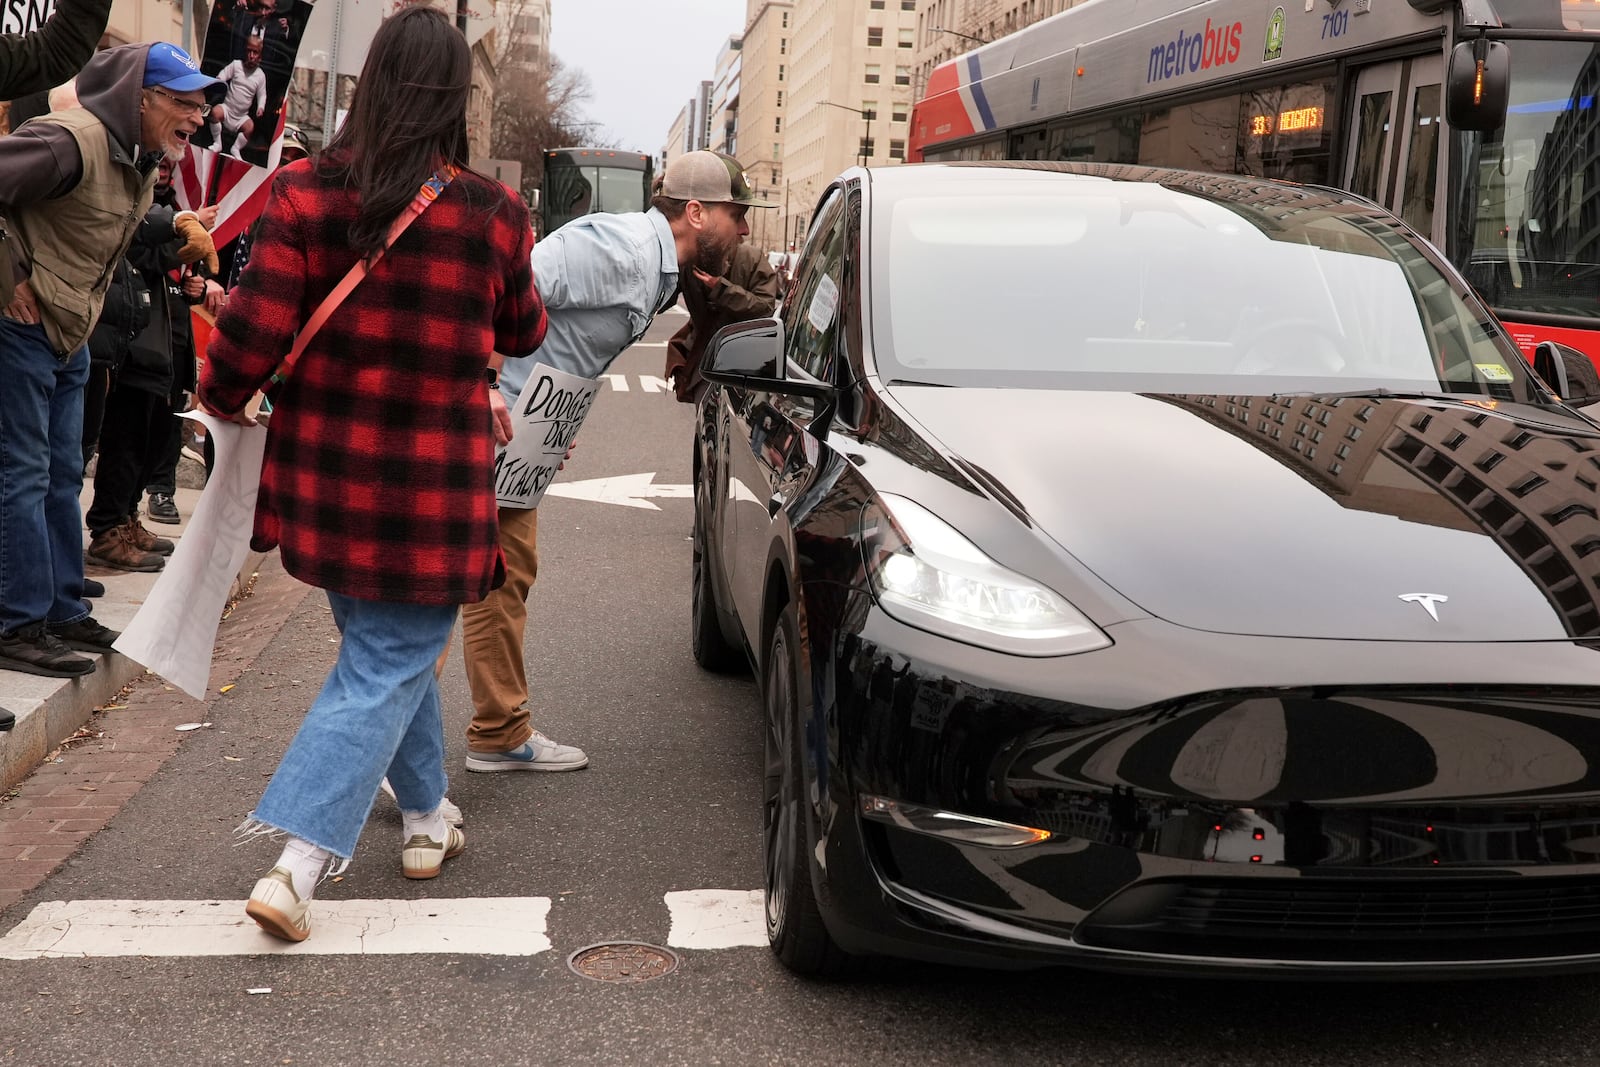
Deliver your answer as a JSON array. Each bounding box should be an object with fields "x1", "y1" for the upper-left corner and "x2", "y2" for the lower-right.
[
  {"x1": 539, "y1": 148, "x2": 654, "y2": 236},
  {"x1": 909, "y1": 0, "x2": 1600, "y2": 359}
]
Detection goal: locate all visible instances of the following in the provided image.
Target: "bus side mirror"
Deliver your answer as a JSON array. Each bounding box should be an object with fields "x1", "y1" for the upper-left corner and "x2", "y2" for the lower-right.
[
  {"x1": 1534, "y1": 341, "x2": 1600, "y2": 407},
  {"x1": 1446, "y1": 38, "x2": 1510, "y2": 132}
]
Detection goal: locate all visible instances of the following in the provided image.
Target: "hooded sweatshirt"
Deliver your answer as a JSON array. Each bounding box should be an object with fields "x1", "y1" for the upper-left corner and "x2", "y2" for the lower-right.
[
  {"x1": 2, "y1": 44, "x2": 159, "y2": 354},
  {"x1": 0, "y1": 41, "x2": 153, "y2": 217}
]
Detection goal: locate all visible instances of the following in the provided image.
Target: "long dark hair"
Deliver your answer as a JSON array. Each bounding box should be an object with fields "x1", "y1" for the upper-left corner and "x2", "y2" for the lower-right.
[{"x1": 321, "y1": 5, "x2": 471, "y2": 259}]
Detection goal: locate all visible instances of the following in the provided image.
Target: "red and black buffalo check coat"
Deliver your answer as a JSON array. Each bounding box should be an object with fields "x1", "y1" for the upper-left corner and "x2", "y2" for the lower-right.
[{"x1": 201, "y1": 160, "x2": 547, "y2": 606}]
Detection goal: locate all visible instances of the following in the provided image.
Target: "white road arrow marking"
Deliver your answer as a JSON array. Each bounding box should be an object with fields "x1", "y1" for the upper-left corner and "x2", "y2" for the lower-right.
[{"x1": 544, "y1": 472, "x2": 692, "y2": 511}]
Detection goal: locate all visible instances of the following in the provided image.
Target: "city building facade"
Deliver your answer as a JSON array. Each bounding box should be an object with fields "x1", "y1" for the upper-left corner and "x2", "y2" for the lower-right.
[
  {"x1": 497, "y1": 0, "x2": 550, "y2": 70},
  {"x1": 663, "y1": 103, "x2": 691, "y2": 173},
  {"x1": 709, "y1": 36, "x2": 743, "y2": 156},
  {"x1": 735, "y1": 0, "x2": 794, "y2": 252},
  {"x1": 782, "y1": 0, "x2": 919, "y2": 248}
]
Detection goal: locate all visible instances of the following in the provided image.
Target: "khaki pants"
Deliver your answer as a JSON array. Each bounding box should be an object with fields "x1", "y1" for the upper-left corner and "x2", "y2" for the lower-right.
[{"x1": 436, "y1": 506, "x2": 538, "y2": 753}]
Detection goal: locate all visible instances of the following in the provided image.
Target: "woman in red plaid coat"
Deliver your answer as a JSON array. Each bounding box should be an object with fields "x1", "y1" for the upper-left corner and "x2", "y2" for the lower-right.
[{"x1": 198, "y1": 6, "x2": 547, "y2": 943}]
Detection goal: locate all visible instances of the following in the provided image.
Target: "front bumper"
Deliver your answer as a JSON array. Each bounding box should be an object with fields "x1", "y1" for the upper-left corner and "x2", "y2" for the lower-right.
[{"x1": 807, "y1": 606, "x2": 1600, "y2": 977}]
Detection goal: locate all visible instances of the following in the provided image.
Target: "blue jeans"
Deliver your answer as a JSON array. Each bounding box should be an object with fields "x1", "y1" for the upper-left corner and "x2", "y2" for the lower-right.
[
  {"x1": 0, "y1": 318, "x2": 90, "y2": 634},
  {"x1": 252, "y1": 592, "x2": 458, "y2": 859}
]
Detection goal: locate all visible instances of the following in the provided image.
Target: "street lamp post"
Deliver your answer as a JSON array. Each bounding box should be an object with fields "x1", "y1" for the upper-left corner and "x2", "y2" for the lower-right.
[
  {"x1": 821, "y1": 101, "x2": 872, "y2": 168},
  {"x1": 931, "y1": 26, "x2": 990, "y2": 48}
]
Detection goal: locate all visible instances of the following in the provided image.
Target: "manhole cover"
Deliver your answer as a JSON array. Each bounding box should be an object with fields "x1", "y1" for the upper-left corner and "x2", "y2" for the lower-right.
[{"x1": 567, "y1": 942, "x2": 680, "y2": 983}]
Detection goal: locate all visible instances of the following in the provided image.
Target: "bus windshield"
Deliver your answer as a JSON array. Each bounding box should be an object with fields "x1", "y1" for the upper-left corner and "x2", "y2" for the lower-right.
[
  {"x1": 542, "y1": 163, "x2": 651, "y2": 234},
  {"x1": 1453, "y1": 39, "x2": 1600, "y2": 324}
]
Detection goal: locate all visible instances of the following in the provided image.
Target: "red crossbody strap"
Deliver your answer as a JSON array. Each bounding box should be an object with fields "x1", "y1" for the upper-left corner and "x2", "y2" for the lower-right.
[{"x1": 268, "y1": 165, "x2": 459, "y2": 387}]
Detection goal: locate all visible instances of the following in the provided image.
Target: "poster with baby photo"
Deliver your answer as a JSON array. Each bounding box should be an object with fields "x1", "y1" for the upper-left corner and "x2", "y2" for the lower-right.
[{"x1": 192, "y1": 0, "x2": 314, "y2": 167}]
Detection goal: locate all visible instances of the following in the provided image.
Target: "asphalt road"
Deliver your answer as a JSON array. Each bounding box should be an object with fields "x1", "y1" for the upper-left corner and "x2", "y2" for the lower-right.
[{"x1": 5, "y1": 312, "x2": 1600, "y2": 1066}]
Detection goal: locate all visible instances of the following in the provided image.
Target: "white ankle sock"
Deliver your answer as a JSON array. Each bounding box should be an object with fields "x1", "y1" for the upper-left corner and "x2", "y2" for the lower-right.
[
  {"x1": 208, "y1": 121, "x2": 221, "y2": 144},
  {"x1": 232, "y1": 130, "x2": 249, "y2": 155},
  {"x1": 401, "y1": 808, "x2": 446, "y2": 844},
  {"x1": 276, "y1": 837, "x2": 331, "y2": 900}
]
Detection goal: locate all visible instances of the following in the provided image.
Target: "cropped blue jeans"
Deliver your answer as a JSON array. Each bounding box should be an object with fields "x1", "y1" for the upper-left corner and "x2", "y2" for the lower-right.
[
  {"x1": 251, "y1": 591, "x2": 458, "y2": 859},
  {"x1": 0, "y1": 318, "x2": 91, "y2": 634}
]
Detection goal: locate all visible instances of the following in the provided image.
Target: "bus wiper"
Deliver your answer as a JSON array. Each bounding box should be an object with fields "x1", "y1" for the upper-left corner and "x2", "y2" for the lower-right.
[{"x1": 888, "y1": 378, "x2": 953, "y2": 388}]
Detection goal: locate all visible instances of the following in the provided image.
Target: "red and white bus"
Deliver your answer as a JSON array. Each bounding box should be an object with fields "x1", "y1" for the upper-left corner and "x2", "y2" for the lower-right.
[{"x1": 909, "y1": 0, "x2": 1600, "y2": 359}]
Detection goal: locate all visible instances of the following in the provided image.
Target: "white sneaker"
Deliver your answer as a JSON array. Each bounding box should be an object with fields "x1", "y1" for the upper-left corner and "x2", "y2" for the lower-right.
[
  {"x1": 378, "y1": 778, "x2": 464, "y2": 827},
  {"x1": 465, "y1": 730, "x2": 589, "y2": 773},
  {"x1": 246, "y1": 866, "x2": 311, "y2": 942},
  {"x1": 401, "y1": 825, "x2": 466, "y2": 880}
]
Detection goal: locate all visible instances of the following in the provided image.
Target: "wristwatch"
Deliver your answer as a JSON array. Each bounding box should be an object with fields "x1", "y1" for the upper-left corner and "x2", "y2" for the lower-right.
[{"x1": 485, "y1": 366, "x2": 500, "y2": 386}]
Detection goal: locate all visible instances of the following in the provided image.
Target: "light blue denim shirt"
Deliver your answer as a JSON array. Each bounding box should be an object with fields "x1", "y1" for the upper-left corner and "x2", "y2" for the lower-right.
[{"x1": 500, "y1": 207, "x2": 680, "y2": 400}]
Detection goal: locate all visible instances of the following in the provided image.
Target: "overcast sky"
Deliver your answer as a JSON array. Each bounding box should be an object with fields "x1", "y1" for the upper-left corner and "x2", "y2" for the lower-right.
[{"x1": 551, "y1": 0, "x2": 749, "y2": 156}]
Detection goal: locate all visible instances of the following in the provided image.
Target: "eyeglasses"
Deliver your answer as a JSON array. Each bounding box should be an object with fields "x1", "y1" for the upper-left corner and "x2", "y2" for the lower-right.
[{"x1": 148, "y1": 87, "x2": 207, "y2": 118}]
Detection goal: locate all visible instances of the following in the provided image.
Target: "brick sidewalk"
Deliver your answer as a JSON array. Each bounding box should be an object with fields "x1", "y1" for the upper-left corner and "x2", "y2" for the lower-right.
[{"x1": 0, "y1": 556, "x2": 312, "y2": 912}]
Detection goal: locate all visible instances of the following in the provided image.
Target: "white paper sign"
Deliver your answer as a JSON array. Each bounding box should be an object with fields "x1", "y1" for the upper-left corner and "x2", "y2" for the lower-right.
[
  {"x1": 807, "y1": 274, "x2": 838, "y2": 332},
  {"x1": 495, "y1": 363, "x2": 600, "y2": 510},
  {"x1": 113, "y1": 412, "x2": 268, "y2": 701},
  {"x1": 2, "y1": 0, "x2": 56, "y2": 36}
]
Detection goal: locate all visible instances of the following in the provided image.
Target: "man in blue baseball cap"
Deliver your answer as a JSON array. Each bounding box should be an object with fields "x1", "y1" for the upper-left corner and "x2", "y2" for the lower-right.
[{"x1": 0, "y1": 42, "x2": 221, "y2": 679}]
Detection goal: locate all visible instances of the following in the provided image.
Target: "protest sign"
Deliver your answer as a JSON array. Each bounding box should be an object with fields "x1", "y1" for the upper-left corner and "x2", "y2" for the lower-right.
[
  {"x1": 496, "y1": 364, "x2": 600, "y2": 510},
  {"x1": 114, "y1": 412, "x2": 268, "y2": 701},
  {"x1": 1, "y1": 0, "x2": 54, "y2": 35},
  {"x1": 192, "y1": 0, "x2": 313, "y2": 166}
]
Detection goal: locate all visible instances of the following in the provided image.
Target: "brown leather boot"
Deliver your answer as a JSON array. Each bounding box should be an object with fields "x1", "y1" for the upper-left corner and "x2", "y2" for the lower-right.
[
  {"x1": 87, "y1": 525, "x2": 165, "y2": 573},
  {"x1": 124, "y1": 517, "x2": 174, "y2": 556}
]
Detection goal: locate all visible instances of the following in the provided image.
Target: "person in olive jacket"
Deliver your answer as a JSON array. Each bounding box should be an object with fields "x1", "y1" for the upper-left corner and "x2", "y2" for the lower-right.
[{"x1": 664, "y1": 238, "x2": 780, "y2": 404}]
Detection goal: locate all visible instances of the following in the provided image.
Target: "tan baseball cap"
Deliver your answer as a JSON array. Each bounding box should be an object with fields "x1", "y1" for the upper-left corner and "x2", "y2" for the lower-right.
[{"x1": 661, "y1": 151, "x2": 777, "y2": 208}]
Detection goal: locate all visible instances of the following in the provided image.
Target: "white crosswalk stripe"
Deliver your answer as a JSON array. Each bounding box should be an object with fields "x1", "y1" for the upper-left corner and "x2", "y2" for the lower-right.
[
  {"x1": 0, "y1": 898, "x2": 552, "y2": 958},
  {"x1": 665, "y1": 889, "x2": 765, "y2": 949},
  {"x1": 0, "y1": 892, "x2": 768, "y2": 958}
]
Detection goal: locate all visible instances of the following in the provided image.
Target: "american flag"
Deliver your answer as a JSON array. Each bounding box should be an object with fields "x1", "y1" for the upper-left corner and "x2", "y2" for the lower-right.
[{"x1": 171, "y1": 117, "x2": 290, "y2": 248}]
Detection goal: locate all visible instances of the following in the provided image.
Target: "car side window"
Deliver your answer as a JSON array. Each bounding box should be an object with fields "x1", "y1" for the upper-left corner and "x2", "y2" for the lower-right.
[{"x1": 784, "y1": 191, "x2": 848, "y2": 383}]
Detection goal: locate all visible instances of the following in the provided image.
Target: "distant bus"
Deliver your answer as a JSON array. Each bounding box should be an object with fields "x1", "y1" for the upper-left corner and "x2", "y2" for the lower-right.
[
  {"x1": 909, "y1": 0, "x2": 1600, "y2": 359},
  {"x1": 540, "y1": 148, "x2": 653, "y2": 235}
]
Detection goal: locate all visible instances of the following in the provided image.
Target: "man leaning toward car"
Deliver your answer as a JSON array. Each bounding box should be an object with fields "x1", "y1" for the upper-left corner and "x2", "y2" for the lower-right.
[
  {"x1": 457, "y1": 150, "x2": 776, "y2": 773},
  {"x1": 0, "y1": 43, "x2": 219, "y2": 680},
  {"x1": 665, "y1": 239, "x2": 779, "y2": 405}
]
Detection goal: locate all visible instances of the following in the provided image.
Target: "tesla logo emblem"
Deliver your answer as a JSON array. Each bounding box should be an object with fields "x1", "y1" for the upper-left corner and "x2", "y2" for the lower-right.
[{"x1": 1398, "y1": 593, "x2": 1449, "y2": 621}]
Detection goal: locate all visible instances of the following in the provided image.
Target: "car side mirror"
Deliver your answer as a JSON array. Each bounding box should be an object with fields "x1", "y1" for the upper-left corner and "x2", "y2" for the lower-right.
[
  {"x1": 1446, "y1": 37, "x2": 1510, "y2": 132},
  {"x1": 1533, "y1": 341, "x2": 1600, "y2": 407},
  {"x1": 702, "y1": 317, "x2": 835, "y2": 400}
]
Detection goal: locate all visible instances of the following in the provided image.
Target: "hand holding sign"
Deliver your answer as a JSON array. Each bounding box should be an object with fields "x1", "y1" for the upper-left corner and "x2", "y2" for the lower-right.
[{"x1": 495, "y1": 363, "x2": 600, "y2": 509}]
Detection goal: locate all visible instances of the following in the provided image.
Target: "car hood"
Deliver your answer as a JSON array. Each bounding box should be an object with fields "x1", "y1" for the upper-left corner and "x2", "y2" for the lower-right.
[{"x1": 887, "y1": 388, "x2": 1600, "y2": 641}]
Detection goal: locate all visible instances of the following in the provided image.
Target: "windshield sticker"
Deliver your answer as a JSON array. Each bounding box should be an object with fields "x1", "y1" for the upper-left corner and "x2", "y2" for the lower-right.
[
  {"x1": 807, "y1": 274, "x2": 839, "y2": 333},
  {"x1": 1475, "y1": 363, "x2": 1515, "y2": 382}
]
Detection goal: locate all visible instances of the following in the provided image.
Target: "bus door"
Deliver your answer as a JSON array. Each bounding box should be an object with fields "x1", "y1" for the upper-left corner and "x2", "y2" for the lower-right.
[{"x1": 1342, "y1": 56, "x2": 1446, "y2": 247}]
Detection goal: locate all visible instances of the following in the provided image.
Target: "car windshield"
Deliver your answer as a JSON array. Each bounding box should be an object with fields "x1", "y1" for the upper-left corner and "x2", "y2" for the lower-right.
[{"x1": 873, "y1": 174, "x2": 1542, "y2": 401}]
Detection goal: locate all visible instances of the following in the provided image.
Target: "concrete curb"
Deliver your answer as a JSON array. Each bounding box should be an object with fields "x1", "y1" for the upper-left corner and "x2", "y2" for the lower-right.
[{"x1": 0, "y1": 487, "x2": 264, "y2": 794}]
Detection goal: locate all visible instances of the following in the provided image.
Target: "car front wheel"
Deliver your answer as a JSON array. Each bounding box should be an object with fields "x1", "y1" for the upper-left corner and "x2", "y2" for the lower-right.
[
  {"x1": 763, "y1": 605, "x2": 849, "y2": 976},
  {"x1": 691, "y1": 483, "x2": 744, "y2": 673}
]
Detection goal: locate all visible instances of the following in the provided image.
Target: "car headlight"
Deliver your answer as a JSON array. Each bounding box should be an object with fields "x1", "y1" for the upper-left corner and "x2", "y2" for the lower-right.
[{"x1": 861, "y1": 494, "x2": 1111, "y2": 657}]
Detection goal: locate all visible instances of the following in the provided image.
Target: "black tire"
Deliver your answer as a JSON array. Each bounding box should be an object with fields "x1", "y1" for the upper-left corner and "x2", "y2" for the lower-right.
[
  {"x1": 763, "y1": 606, "x2": 851, "y2": 977},
  {"x1": 692, "y1": 485, "x2": 746, "y2": 673}
]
